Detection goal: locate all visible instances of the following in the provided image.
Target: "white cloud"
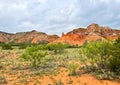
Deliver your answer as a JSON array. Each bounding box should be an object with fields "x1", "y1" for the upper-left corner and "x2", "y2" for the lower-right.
[
  {"x1": 12, "y1": 3, "x2": 27, "y2": 10},
  {"x1": 17, "y1": 21, "x2": 41, "y2": 30},
  {"x1": 100, "y1": 0, "x2": 110, "y2": 3},
  {"x1": 0, "y1": 0, "x2": 120, "y2": 35},
  {"x1": 38, "y1": 0, "x2": 46, "y2": 4}
]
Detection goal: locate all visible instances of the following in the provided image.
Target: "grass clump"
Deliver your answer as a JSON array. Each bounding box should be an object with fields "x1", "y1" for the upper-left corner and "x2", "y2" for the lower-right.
[
  {"x1": 0, "y1": 74, "x2": 8, "y2": 84},
  {"x1": 68, "y1": 62, "x2": 79, "y2": 76},
  {"x1": 0, "y1": 60, "x2": 3, "y2": 69},
  {"x1": 67, "y1": 78, "x2": 73, "y2": 84},
  {"x1": 55, "y1": 79, "x2": 64, "y2": 85}
]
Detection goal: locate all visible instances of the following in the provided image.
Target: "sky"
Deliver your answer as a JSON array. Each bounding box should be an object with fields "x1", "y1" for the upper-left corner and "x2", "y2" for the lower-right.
[{"x1": 0, "y1": 0, "x2": 120, "y2": 35}]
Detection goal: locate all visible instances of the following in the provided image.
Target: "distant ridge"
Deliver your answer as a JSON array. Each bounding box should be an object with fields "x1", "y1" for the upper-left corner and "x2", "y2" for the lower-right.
[
  {"x1": 1, "y1": 24, "x2": 120, "y2": 45},
  {"x1": 54, "y1": 23, "x2": 120, "y2": 46},
  {"x1": 0, "y1": 30, "x2": 59, "y2": 44}
]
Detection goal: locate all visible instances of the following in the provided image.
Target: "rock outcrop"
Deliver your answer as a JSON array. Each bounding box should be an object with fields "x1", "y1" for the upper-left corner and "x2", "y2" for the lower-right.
[
  {"x1": 0, "y1": 30, "x2": 59, "y2": 44},
  {"x1": 0, "y1": 23, "x2": 120, "y2": 45},
  {"x1": 54, "y1": 23, "x2": 120, "y2": 46}
]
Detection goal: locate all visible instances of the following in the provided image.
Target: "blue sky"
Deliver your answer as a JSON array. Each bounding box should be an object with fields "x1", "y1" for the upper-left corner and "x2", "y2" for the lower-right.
[{"x1": 0, "y1": 0, "x2": 120, "y2": 35}]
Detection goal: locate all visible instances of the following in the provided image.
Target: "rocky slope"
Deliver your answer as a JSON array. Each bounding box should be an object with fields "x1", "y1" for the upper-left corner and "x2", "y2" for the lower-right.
[
  {"x1": 0, "y1": 23, "x2": 120, "y2": 45},
  {"x1": 54, "y1": 23, "x2": 120, "y2": 46},
  {"x1": 0, "y1": 30, "x2": 59, "y2": 44},
  {"x1": 0, "y1": 31, "x2": 14, "y2": 43}
]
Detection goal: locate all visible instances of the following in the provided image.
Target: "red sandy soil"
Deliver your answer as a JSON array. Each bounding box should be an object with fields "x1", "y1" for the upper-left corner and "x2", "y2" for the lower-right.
[
  {"x1": 1, "y1": 50, "x2": 120, "y2": 85},
  {"x1": 4, "y1": 67, "x2": 119, "y2": 85}
]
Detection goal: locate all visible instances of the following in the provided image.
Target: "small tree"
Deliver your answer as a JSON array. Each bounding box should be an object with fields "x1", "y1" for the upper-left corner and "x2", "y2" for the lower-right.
[
  {"x1": 109, "y1": 36, "x2": 120, "y2": 74},
  {"x1": 21, "y1": 46, "x2": 47, "y2": 68},
  {"x1": 80, "y1": 40, "x2": 120, "y2": 80},
  {"x1": 81, "y1": 41, "x2": 112, "y2": 69}
]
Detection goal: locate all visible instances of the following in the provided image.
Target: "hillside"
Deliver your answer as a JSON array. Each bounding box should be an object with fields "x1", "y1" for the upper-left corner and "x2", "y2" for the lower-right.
[
  {"x1": 0, "y1": 30, "x2": 59, "y2": 44},
  {"x1": 0, "y1": 23, "x2": 120, "y2": 45},
  {"x1": 54, "y1": 23, "x2": 120, "y2": 45}
]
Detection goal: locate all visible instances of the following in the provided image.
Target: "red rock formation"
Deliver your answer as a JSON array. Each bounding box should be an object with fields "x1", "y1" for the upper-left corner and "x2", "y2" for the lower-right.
[
  {"x1": 0, "y1": 23, "x2": 120, "y2": 45},
  {"x1": 0, "y1": 37, "x2": 5, "y2": 42},
  {"x1": 54, "y1": 33, "x2": 86, "y2": 46},
  {"x1": 16, "y1": 30, "x2": 59, "y2": 44},
  {"x1": 54, "y1": 23, "x2": 120, "y2": 46},
  {"x1": 0, "y1": 31, "x2": 14, "y2": 43},
  {"x1": 0, "y1": 30, "x2": 59, "y2": 44}
]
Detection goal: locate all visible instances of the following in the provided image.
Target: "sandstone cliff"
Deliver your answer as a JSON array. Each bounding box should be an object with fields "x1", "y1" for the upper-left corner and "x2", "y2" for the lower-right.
[
  {"x1": 0, "y1": 30, "x2": 59, "y2": 44},
  {"x1": 54, "y1": 23, "x2": 120, "y2": 46}
]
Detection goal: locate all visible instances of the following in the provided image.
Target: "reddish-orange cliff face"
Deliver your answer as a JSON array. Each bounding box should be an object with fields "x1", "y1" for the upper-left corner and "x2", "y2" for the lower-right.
[
  {"x1": 0, "y1": 37, "x2": 5, "y2": 42},
  {"x1": 54, "y1": 23, "x2": 120, "y2": 46},
  {"x1": 54, "y1": 33, "x2": 86, "y2": 46},
  {"x1": 0, "y1": 30, "x2": 59, "y2": 44},
  {"x1": 54, "y1": 33, "x2": 105, "y2": 46},
  {"x1": 16, "y1": 30, "x2": 59, "y2": 44},
  {"x1": 0, "y1": 31, "x2": 14, "y2": 43},
  {"x1": 0, "y1": 23, "x2": 120, "y2": 45}
]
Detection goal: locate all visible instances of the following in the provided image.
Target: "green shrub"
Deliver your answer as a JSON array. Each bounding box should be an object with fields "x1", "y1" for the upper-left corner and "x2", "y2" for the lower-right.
[
  {"x1": 81, "y1": 41, "x2": 112, "y2": 69},
  {"x1": 0, "y1": 74, "x2": 7, "y2": 84},
  {"x1": 37, "y1": 44, "x2": 48, "y2": 50},
  {"x1": 0, "y1": 60, "x2": 3, "y2": 69},
  {"x1": 55, "y1": 79, "x2": 64, "y2": 85},
  {"x1": 17, "y1": 43, "x2": 37, "y2": 49},
  {"x1": 21, "y1": 46, "x2": 47, "y2": 68},
  {"x1": 80, "y1": 40, "x2": 120, "y2": 80},
  {"x1": 46, "y1": 43, "x2": 68, "y2": 54},
  {"x1": 108, "y1": 36, "x2": 120, "y2": 74},
  {"x1": 2, "y1": 44, "x2": 13, "y2": 50},
  {"x1": 67, "y1": 78, "x2": 73, "y2": 84},
  {"x1": 18, "y1": 43, "x2": 28, "y2": 49},
  {"x1": 68, "y1": 62, "x2": 79, "y2": 76}
]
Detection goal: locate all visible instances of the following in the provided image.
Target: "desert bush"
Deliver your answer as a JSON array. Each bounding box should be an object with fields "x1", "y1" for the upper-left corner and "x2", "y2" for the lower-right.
[
  {"x1": 46, "y1": 43, "x2": 68, "y2": 54},
  {"x1": 81, "y1": 41, "x2": 112, "y2": 69},
  {"x1": 16, "y1": 43, "x2": 37, "y2": 49},
  {"x1": 17, "y1": 43, "x2": 28, "y2": 49},
  {"x1": 37, "y1": 44, "x2": 48, "y2": 50},
  {"x1": 2, "y1": 44, "x2": 13, "y2": 50},
  {"x1": 55, "y1": 79, "x2": 64, "y2": 85},
  {"x1": 67, "y1": 78, "x2": 73, "y2": 84},
  {"x1": 0, "y1": 60, "x2": 3, "y2": 69},
  {"x1": 94, "y1": 70, "x2": 117, "y2": 80},
  {"x1": 108, "y1": 36, "x2": 120, "y2": 74},
  {"x1": 0, "y1": 74, "x2": 7, "y2": 84},
  {"x1": 21, "y1": 46, "x2": 47, "y2": 68},
  {"x1": 80, "y1": 40, "x2": 120, "y2": 80},
  {"x1": 68, "y1": 62, "x2": 79, "y2": 76}
]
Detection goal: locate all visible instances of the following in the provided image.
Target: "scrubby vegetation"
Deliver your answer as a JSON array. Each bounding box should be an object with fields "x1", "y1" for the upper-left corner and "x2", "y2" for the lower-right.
[
  {"x1": 80, "y1": 36, "x2": 120, "y2": 80},
  {"x1": 0, "y1": 74, "x2": 8, "y2": 84},
  {"x1": 46, "y1": 43, "x2": 69, "y2": 54},
  {"x1": 0, "y1": 42, "x2": 48, "y2": 50},
  {"x1": 21, "y1": 46, "x2": 47, "y2": 68},
  {"x1": 1, "y1": 44, "x2": 13, "y2": 50},
  {"x1": 109, "y1": 36, "x2": 120, "y2": 74},
  {"x1": 67, "y1": 62, "x2": 79, "y2": 76},
  {"x1": 0, "y1": 38, "x2": 120, "y2": 84}
]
